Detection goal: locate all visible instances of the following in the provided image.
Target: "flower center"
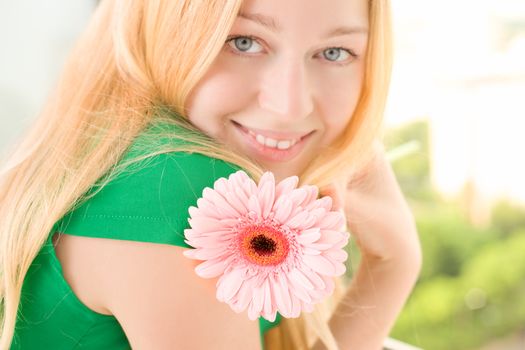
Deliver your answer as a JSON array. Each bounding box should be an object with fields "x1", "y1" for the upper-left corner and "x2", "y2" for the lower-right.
[
  {"x1": 250, "y1": 235, "x2": 276, "y2": 255},
  {"x1": 239, "y1": 224, "x2": 289, "y2": 266}
]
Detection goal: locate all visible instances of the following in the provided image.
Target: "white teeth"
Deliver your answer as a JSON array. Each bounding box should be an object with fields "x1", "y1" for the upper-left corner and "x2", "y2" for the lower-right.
[
  {"x1": 252, "y1": 132, "x2": 297, "y2": 150},
  {"x1": 277, "y1": 140, "x2": 292, "y2": 150},
  {"x1": 265, "y1": 137, "x2": 278, "y2": 148}
]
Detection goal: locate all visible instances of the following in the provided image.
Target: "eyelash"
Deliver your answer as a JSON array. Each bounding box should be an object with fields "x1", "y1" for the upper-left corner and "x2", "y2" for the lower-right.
[{"x1": 225, "y1": 35, "x2": 359, "y2": 65}]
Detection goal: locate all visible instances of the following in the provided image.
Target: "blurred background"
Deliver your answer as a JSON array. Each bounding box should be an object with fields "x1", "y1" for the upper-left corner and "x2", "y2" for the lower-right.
[{"x1": 0, "y1": 1, "x2": 524, "y2": 349}]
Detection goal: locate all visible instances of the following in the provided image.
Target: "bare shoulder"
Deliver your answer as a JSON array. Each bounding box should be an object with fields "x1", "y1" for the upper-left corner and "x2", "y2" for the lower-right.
[{"x1": 53, "y1": 233, "x2": 262, "y2": 350}]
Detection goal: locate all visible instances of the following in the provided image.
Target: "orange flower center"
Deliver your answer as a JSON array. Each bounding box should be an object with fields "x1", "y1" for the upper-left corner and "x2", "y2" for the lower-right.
[{"x1": 240, "y1": 225, "x2": 290, "y2": 266}]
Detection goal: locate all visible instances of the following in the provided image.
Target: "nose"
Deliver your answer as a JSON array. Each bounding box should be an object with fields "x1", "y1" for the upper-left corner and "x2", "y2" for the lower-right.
[{"x1": 257, "y1": 57, "x2": 314, "y2": 121}]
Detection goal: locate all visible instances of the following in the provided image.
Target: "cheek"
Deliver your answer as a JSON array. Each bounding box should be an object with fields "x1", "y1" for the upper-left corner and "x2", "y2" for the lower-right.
[
  {"x1": 186, "y1": 59, "x2": 257, "y2": 124},
  {"x1": 316, "y1": 71, "x2": 363, "y2": 139}
]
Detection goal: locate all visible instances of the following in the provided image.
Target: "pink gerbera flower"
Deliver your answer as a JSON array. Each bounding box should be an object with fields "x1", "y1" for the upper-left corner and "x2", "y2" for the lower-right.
[{"x1": 183, "y1": 171, "x2": 350, "y2": 322}]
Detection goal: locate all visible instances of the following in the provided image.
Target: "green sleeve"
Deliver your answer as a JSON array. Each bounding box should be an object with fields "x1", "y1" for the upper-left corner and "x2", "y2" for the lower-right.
[{"x1": 56, "y1": 151, "x2": 241, "y2": 247}]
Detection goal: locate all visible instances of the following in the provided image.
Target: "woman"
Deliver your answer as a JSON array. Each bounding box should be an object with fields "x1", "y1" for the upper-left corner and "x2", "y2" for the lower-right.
[{"x1": 0, "y1": 0, "x2": 421, "y2": 349}]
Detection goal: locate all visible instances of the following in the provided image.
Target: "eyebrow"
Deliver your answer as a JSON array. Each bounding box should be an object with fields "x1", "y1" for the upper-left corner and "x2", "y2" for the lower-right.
[{"x1": 238, "y1": 11, "x2": 368, "y2": 38}]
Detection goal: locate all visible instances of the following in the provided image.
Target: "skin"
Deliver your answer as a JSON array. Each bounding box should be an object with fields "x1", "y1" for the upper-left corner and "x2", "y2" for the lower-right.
[
  {"x1": 54, "y1": 0, "x2": 422, "y2": 348},
  {"x1": 185, "y1": 0, "x2": 369, "y2": 180}
]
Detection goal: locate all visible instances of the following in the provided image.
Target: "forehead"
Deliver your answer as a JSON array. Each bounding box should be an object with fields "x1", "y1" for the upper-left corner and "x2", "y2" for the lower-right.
[{"x1": 238, "y1": 0, "x2": 369, "y2": 31}]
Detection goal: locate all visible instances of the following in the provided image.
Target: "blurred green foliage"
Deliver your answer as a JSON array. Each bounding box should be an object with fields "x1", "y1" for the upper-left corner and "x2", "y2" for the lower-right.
[{"x1": 383, "y1": 119, "x2": 525, "y2": 349}]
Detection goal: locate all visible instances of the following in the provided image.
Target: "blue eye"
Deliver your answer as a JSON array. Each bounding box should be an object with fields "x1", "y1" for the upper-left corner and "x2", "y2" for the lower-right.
[
  {"x1": 227, "y1": 36, "x2": 264, "y2": 54},
  {"x1": 322, "y1": 48, "x2": 356, "y2": 63}
]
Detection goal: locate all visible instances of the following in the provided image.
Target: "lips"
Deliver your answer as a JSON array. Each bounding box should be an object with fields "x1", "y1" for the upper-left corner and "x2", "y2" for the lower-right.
[
  {"x1": 233, "y1": 121, "x2": 312, "y2": 141},
  {"x1": 231, "y1": 120, "x2": 314, "y2": 163}
]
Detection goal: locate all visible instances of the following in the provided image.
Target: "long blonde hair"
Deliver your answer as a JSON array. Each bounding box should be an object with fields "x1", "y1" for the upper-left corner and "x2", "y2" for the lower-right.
[{"x1": 0, "y1": 0, "x2": 393, "y2": 349}]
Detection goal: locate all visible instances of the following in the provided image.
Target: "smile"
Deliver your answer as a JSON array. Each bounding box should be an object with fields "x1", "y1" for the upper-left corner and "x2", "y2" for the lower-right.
[{"x1": 231, "y1": 121, "x2": 315, "y2": 162}]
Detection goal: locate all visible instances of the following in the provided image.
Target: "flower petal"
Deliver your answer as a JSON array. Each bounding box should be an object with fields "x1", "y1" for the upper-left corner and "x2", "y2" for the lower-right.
[
  {"x1": 262, "y1": 278, "x2": 276, "y2": 321},
  {"x1": 275, "y1": 176, "x2": 299, "y2": 197},
  {"x1": 248, "y1": 283, "x2": 265, "y2": 320},
  {"x1": 317, "y1": 229, "x2": 347, "y2": 245},
  {"x1": 184, "y1": 246, "x2": 229, "y2": 260},
  {"x1": 300, "y1": 267, "x2": 326, "y2": 290},
  {"x1": 325, "y1": 249, "x2": 349, "y2": 262},
  {"x1": 302, "y1": 254, "x2": 336, "y2": 276},
  {"x1": 202, "y1": 187, "x2": 241, "y2": 218},
  {"x1": 232, "y1": 277, "x2": 256, "y2": 312},
  {"x1": 288, "y1": 188, "x2": 308, "y2": 207},
  {"x1": 270, "y1": 273, "x2": 293, "y2": 317},
  {"x1": 223, "y1": 191, "x2": 249, "y2": 216},
  {"x1": 318, "y1": 211, "x2": 345, "y2": 230},
  {"x1": 192, "y1": 257, "x2": 229, "y2": 278},
  {"x1": 296, "y1": 228, "x2": 321, "y2": 245},
  {"x1": 305, "y1": 196, "x2": 332, "y2": 211},
  {"x1": 194, "y1": 198, "x2": 222, "y2": 219},
  {"x1": 273, "y1": 197, "x2": 293, "y2": 223},
  {"x1": 286, "y1": 210, "x2": 311, "y2": 229},
  {"x1": 188, "y1": 217, "x2": 225, "y2": 233},
  {"x1": 257, "y1": 172, "x2": 275, "y2": 219},
  {"x1": 217, "y1": 268, "x2": 246, "y2": 302},
  {"x1": 289, "y1": 268, "x2": 314, "y2": 290},
  {"x1": 248, "y1": 194, "x2": 262, "y2": 217}
]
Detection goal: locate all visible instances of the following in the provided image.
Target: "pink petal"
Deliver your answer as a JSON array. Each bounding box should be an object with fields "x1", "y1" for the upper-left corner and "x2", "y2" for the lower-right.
[
  {"x1": 187, "y1": 234, "x2": 234, "y2": 247},
  {"x1": 248, "y1": 283, "x2": 265, "y2": 320},
  {"x1": 217, "y1": 268, "x2": 246, "y2": 302},
  {"x1": 300, "y1": 267, "x2": 326, "y2": 290},
  {"x1": 270, "y1": 273, "x2": 293, "y2": 317},
  {"x1": 288, "y1": 188, "x2": 308, "y2": 207},
  {"x1": 194, "y1": 198, "x2": 222, "y2": 219},
  {"x1": 305, "y1": 242, "x2": 334, "y2": 251},
  {"x1": 248, "y1": 194, "x2": 262, "y2": 217},
  {"x1": 184, "y1": 229, "x2": 234, "y2": 240},
  {"x1": 305, "y1": 196, "x2": 332, "y2": 211},
  {"x1": 321, "y1": 274, "x2": 335, "y2": 294},
  {"x1": 192, "y1": 257, "x2": 229, "y2": 278},
  {"x1": 299, "y1": 214, "x2": 317, "y2": 230},
  {"x1": 184, "y1": 247, "x2": 228, "y2": 260},
  {"x1": 275, "y1": 176, "x2": 299, "y2": 197},
  {"x1": 318, "y1": 211, "x2": 345, "y2": 230},
  {"x1": 188, "y1": 217, "x2": 225, "y2": 233},
  {"x1": 242, "y1": 178, "x2": 258, "y2": 198},
  {"x1": 307, "y1": 207, "x2": 328, "y2": 221},
  {"x1": 234, "y1": 185, "x2": 250, "y2": 205},
  {"x1": 257, "y1": 173, "x2": 275, "y2": 219},
  {"x1": 333, "y1": 262, "x2": 347, "y2": 276},
  {"x1": 289, "y1": 268, "x2": 315, "y2": 290},
  {"x1": 296, "y1": 228, "x2": 321, "y2": 244},
  {"x1": 297, "y1": 185, "x2": 318, "y2": 207},
  {"x1": 262, "y1": 278, "x2": 275, "y2": 321},
  {"x1": 223, "y1": 191, "x2": 249, "y2": 216},
  {"x1": 325, "y1": 249, "x2": 349, "y2": 262},
  {"x1": 287, "y1": 275, "x2": 312, "y2": 303},
  {"x1": 290, "y1": 293, "x2": 302, "y2": 317},
  {"x1": 203, "y1": 187, "x2": 241, "y2": 218},
  {"x1": 317, "y1": 229, "x2": 347, "y2": 245},
  {"x1": 303, "y1": 247, "x2": 322, "y2": 255},
  {"x1": 213, "y1": 177, "x2": 231, "y2": 194},
  {"x1": 286, "y1": 210, "x2": 310, "y2": 229},
  {"x1": 302, "y1": 254, "x2": 336, "y2": 276},
  {"x1": 232, "y1": 278, "x2": 255, "y2": 312},
  {"x1": 273, "y1": 197, "x2": 293, "y2": 223},
  {"x1": 229, "y1": 171, "x2": 250, "y2": 188}
]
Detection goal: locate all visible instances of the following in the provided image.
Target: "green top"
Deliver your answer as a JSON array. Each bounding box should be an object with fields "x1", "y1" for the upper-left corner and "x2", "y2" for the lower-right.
[{"x1": 13, "y1": 119, "x2": 281, "y2": 349}]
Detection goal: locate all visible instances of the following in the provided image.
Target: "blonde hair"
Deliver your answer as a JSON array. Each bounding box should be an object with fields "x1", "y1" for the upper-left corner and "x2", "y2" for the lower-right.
[{"x1": 0, "y1": 0, "x2": 393, "y2": 349}]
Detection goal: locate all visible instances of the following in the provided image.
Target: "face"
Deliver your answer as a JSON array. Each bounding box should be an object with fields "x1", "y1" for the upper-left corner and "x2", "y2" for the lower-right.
[{"x1": 186, "y1": 0, "x2": 369, "y2": 180}]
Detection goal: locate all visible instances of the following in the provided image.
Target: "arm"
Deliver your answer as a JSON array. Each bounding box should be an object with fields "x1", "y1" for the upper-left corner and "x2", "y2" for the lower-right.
[
  {"x1": 311, "y1": 252, "x2": 421, "y2": 350},
  {"x1": 314, "y1": 141, "x2": 422, "y2": 350},
  {"x1": 55, "y1": 234, "x2": 262, "y2": 350}
]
